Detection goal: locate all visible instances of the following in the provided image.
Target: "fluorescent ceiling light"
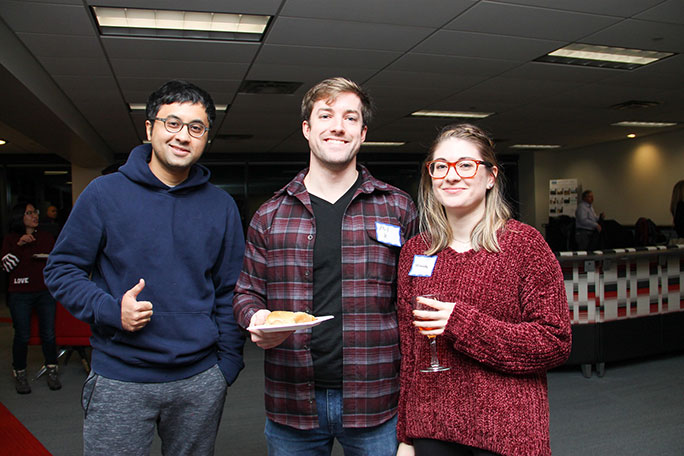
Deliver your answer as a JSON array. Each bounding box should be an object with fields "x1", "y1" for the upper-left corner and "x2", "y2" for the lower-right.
[
  {"x1": 411, "y1": 110, "x2": 493, "y2": 119},
  {"x1": 612, "y1": 121, "x2": 677, "y2": 128},
  {"x1": 361, "y1": 142, "x2": 406, "y2": 147},
  {"x1": 536, "y1": 43, "x2": 674, "y2": 70},
  {"x1": 510, "y1": 144, "x2": 561, "y2": 149},
  {"x1": 93, "y1": 7, "x2": 270, "y2": 41},
  {"x1": 129, "y1": 103, "x2": 227, "y2": 111},
  {"x1": 44, "y1": 170, "x2": 69, "y2": 175}
]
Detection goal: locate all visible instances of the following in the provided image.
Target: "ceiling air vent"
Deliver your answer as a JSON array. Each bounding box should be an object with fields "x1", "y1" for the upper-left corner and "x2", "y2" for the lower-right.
[
  {"x1": 610, "y1": 100, "x2": 660, "y2": 110},
  {"x1": 238, "y1": 80, "x2": 302, "y2": 94}
]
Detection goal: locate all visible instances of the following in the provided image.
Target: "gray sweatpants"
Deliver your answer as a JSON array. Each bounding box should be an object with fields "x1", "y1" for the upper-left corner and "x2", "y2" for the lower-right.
[{"x1": 81, "y1": 365, "x2": 227, "y2": 456}]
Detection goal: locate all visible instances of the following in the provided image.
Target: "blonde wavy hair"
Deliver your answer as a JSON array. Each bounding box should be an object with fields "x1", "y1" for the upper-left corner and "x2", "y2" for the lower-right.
[{"x1": 418, "y1": 124, "x2": 512, "y2": 255}]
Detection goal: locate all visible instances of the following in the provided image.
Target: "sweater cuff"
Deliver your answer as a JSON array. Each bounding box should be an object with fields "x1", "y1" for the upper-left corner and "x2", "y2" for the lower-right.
[
  {"x1": 218, "y1": 357, "x2": 244, "y2": 386},
  {"x1": 444, "y1": 300, "x2": 476, "y2": 342},
  {"x1": 96, "y1": 295, "x2": 123, "y2": 330}
]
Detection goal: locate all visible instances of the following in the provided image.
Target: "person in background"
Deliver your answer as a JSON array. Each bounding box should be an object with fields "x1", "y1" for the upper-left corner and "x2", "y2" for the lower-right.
[
  {"x1": 39, "y1": 204, "x2": 61, "y2": 238},
  {"x1": 2, "y1": 202, "x2": 61, "y2": 394},
  {"x1": 396, "y1": 124, "x2": 571, "y2": 456},
  {"x1": 233, "y1": 77, "x2": 418, "y2": 455},
  {"x1": 671, "y1": 179, "x2": 684, "y2": 239},
  {"x1": 44, "y1": 80, "x2": 245, "y2": 455},
  {"x1": 574, "y1": 190, "x2": 603, "y2": 250}
]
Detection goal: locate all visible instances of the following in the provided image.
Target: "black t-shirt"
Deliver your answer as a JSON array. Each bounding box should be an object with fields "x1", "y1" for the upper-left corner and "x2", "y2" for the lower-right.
[{"x1": 309, "y1": 176, "x2": 361, "y2": 389}]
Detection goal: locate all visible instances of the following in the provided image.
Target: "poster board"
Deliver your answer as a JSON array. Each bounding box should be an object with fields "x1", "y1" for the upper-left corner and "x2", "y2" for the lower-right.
[{"x1": 549, "y1": 179, "x2": 578, "y2": 217}]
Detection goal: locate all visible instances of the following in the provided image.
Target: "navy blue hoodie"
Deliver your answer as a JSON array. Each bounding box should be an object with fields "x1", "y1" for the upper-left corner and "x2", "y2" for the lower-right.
[{"x1": 44, "y1": 144, "x2": 246, "y2": 384}]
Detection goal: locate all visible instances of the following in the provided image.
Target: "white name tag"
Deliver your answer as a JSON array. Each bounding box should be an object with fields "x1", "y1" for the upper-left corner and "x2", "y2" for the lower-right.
[
  {"x1": 375, "y1": 222, "x2": 402, "y2": 247},
  {"x1": 408, "y1": 255, "x2": 437, "y2": 277}
]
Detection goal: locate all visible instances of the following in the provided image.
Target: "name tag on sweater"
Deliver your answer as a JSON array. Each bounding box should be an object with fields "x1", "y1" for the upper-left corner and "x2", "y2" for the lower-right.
[
  {"x1": 375, "y1": 222, "x2": 402, "y2": 247},
  {"x1": 408, "y1": 255, "x2": 437, "y2": 277}
]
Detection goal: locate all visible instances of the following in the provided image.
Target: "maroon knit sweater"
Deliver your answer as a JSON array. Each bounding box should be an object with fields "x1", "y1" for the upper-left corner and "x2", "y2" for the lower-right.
[{"x1": 397, "y1": 220, "x2": 571, "y2": 456}]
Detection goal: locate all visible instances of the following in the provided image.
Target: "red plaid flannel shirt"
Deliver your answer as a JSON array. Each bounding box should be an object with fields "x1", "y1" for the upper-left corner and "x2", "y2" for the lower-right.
[{"x1": 233, "y1": 165, "x2": 418, "y2": 429}]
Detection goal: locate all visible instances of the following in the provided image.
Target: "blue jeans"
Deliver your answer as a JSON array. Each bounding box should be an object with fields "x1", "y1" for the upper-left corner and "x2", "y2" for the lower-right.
[
  {"x1": 8, "y1": 290, "x2": 57, "y2": 370},
  {"x1": 264, "y1": 388, "x2": 398, "y2": 456}
]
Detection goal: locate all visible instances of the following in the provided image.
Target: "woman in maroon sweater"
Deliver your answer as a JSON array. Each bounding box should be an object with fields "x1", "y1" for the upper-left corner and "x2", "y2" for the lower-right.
[
  {"x1": 396, "y1": 124, "x2": 571, "y2": 456},
  {"x1": 1, "y1": 202, "x2": 60, "y2": 394}
]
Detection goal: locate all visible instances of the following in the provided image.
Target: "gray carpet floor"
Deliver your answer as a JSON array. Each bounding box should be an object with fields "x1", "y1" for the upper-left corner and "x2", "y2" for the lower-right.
[{"x1": 1, "y1": 305, "x2": 683, "y2": 455}]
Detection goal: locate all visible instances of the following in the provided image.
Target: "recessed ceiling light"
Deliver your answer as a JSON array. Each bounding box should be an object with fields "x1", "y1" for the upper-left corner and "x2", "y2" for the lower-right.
[
  {"x1": 627, "y1": 134, "x2": 637, "y2": 138},
  {"x1": 535, "y1": 43, "x2": 674, "y2": 70},
  {"x1": 410, "y1": 110, "x2": 493, "y2": 119},
  {"x1": 612, "y1": 121, "x2": 677, "y2": 128},
  {"x1": 0, "y1": 139, "x2": 6, "y2": 145},
  {"x1": 93, "y1": 7, "x2": 270, "y2": 42},
  {"x1": 128, "y1": 103, "x2": 227, "y2": 111},
  {"x1": 510, "y1": 144, "x2": 561, "y2": 149},
  {"x1": 361, "y1": 142, "x2": 406, "y2": 147}
]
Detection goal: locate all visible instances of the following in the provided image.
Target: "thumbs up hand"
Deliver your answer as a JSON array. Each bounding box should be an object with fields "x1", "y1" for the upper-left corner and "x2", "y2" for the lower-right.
[{"x1": 121, "y1": 279, "x2": 153, "y2": 332}]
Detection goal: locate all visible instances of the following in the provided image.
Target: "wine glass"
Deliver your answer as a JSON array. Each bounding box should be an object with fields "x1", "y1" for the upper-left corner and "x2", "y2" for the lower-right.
[{"x1": 414, "y1": 294, "x2": 450, "y2": 373}]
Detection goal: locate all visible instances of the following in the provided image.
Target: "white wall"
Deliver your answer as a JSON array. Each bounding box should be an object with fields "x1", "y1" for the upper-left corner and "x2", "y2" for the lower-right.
[{"x1": 528, "y1": 129, "x2": 684, "y2": 232}]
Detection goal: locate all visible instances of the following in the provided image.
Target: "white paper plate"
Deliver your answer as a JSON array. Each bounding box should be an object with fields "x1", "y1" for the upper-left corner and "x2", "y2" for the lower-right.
[{"x1": 248, "y1": 315, "x2": 334, "y2": 333}]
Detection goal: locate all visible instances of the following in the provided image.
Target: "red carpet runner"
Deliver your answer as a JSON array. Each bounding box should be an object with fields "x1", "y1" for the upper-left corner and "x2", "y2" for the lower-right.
[{"x1": 0, "y1": 402, "x2": 51, "y2": 455}]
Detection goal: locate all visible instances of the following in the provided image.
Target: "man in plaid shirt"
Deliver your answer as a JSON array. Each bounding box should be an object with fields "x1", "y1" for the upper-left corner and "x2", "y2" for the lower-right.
[{"x1": 233, "y1": 77, "x2": 418, "y2": 455}]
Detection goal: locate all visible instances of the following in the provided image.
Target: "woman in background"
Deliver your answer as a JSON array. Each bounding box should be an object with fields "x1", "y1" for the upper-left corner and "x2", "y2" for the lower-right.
[
  {"x1": 1, "y1": 202, "x2": 61, "y2": 394},
  {"x1": 396, "y1": 124, "x2": 571, "y2": 456}
]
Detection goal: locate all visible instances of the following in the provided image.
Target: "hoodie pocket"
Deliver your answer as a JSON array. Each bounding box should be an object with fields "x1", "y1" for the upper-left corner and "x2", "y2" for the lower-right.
[{"x1": 110, "y1": 312, "x2": 218, "y2": 366}]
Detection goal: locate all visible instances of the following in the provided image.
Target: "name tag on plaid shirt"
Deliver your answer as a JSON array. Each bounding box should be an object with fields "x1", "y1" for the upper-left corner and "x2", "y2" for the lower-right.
[{"x1": 375, "y1": 222, "x2": 402, "y2": 247}]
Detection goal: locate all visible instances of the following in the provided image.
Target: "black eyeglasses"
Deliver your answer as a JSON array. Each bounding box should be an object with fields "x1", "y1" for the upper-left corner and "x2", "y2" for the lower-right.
[
  {"x1": 426, "y1": 159, "x2": 492, "y2": 179},
  {"x1": 153, "y1": 116, "x2": 209, "y2": 138}
]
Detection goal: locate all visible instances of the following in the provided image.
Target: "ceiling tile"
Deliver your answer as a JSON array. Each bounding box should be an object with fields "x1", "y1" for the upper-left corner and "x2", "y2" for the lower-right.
[
  {"x1": 246, "y1": 64, "x2": 375, "y2": 86},
  {"x1": 414, "y1": 30, "x2": 563, "y2": 61},
  {"x1": 255, "y1": 44, "x2": 401, "y2": 68},
  {"x1": 364, "y1": 70, "x2": 481, "y2": 92},
  {"x1": 1, "y1": 1, "x2": 94, "y2": 35},
  {"x1": 118, "y1": 78, "x2": 242, "y2": 105},
  {"x1": 445, "y1": 2, "x2": 620, "y2": 41},
  {"x1": 15, "y1": 33, "x2": 102, "y2": 58},
  {"x1": 582, "y1": 19, "x2": 684, "y2": 53},
  {"x1": 37, "y1": 56, "x2": 112, "y2": 77},
  {"x1": 387, "y1": 53, "x2": 520, "y2": 76},
  {"x1": 492, "y1": 0, "x2": 663, "y2": 16},
  {"x1": 635, "y1": 0, "x2": 684, "y2": 25},
  {"x1": 502, "y1": 61, "x2": 622, "y2": 84},
  {"x1": 110, "y1": 58, "x2": 250, "y2": 80},
  {"x1": 101, "y1": 37, "x2": 259, "y2": 62},
  {"x1": 279, "y1": 0, "x2": 475, "y2": 27},
  {"x1": 265, "y1": 16, "x2": 433, "y2": 51}
]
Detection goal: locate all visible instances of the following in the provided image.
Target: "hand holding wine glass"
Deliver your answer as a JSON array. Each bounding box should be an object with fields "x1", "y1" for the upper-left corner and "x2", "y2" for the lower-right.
[{"x1": 413, "y1": 294, "x2": 453, "y2": 372}]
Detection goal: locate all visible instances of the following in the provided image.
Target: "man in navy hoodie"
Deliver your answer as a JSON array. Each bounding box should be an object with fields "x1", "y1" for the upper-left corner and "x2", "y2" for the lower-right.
[{"x1": 44, "y1": 80, "x2": 246, "y2": 455}]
